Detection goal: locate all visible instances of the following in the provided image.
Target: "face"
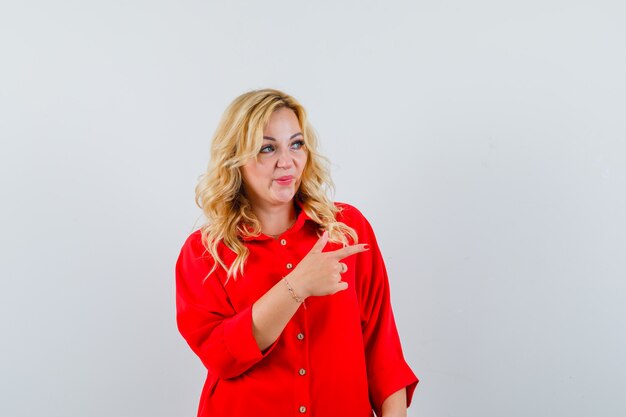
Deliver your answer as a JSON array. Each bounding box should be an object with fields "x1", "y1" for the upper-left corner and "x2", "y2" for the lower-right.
[{"x1": 241, "y1": 107, "x2": 308, "y2": 209}]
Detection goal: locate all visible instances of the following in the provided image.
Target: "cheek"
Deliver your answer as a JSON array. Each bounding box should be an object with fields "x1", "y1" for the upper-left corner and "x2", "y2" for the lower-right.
[
  {"x1": 240, "y1": 164, "x2": 255, "y2": 184},
  {"x1": 241, "y1": 164, "x2": 264, "y2": 191},
  {"x1": 294, "y1": 152, "x2": 309, "y2": 168},
  {"x1": 243, "y1": 160, "x2": 269, "y2": 177},
  {"x1": 254, "y1": 155, "x2": 275, "y2": 169},
  {"x1": 244, "y1": 162, "x2": 276, "y2": 190},
  {"x1": 296, "y1": 152, "x2": 308, "y2": 172}
]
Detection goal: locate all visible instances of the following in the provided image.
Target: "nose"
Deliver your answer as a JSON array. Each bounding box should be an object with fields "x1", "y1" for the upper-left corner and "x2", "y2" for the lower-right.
[{"x1": 276, "y1": 147, "x2": 294, "y2": 169}]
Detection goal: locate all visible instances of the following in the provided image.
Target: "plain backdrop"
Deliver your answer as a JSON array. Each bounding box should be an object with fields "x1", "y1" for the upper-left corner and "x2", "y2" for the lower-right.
[{"x1": 1, "y1": 1, "x2": 625, "y2": 416}]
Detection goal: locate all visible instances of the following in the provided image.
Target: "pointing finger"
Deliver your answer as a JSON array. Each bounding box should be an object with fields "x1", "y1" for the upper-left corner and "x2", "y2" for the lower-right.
[{"x1": 330, "y1": 243, "x2": 370, "y2": 260}]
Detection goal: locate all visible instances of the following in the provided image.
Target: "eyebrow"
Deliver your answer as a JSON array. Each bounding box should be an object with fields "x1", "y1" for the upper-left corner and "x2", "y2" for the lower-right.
[{"x1": 262, "y1": 132, "x2": 303, "y2": 141}]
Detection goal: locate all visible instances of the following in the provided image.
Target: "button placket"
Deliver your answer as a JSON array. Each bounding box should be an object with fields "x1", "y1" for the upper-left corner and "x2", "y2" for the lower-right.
[
  {"x1": 280, "y1": 235, "x2": 310, "y2": 414},
  {"x1": 293, "y1": 308, "x2": 311, "y2": 416}
]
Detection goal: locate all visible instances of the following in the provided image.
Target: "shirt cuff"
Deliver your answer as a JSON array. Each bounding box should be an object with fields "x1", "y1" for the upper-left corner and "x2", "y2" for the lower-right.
[
  {"x1": 371, "y1": 367, "x2": 419, "y2": 417},
  {"x1": 222, "y1": 305, "x2": 276, "y2": 369}
]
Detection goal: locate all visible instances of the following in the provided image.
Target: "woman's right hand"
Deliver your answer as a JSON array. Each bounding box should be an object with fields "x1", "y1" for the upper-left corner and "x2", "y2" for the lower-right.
[{"x1": 286, "y1": 231, "x2": 370, "y2": 298}]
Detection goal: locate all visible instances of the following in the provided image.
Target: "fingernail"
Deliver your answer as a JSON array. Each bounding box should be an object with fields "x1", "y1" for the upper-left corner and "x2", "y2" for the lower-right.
[{"x1": 363, "y1": 244, "x2": 370, "y2": 250}]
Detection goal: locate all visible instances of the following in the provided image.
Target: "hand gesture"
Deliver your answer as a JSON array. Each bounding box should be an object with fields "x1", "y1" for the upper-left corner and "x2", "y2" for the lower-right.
[{"x1": 287, "y1": 231, "x2": 369, "y2": 298}]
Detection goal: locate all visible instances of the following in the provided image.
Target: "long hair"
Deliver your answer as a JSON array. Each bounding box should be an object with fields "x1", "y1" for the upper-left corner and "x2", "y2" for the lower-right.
[{"x1": 195, "y1": 88, "x2": 358, "y2": 280}]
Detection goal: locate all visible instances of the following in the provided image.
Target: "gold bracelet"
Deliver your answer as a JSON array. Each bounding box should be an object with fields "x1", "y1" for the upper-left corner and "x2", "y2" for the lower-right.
[{"x1": 283, "y1": 277, "x2": 306, "y2": 308}]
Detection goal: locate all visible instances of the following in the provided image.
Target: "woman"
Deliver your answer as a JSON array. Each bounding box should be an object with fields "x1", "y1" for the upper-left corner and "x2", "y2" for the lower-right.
[{"x1": 176, "y1": 89, "x2": 418, "y2": 417}]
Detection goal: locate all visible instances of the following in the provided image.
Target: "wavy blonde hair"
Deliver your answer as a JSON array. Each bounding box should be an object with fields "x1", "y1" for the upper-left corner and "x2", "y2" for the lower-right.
[{"x1": 195, "y1": 88, "x2": 358, "y2": 280}]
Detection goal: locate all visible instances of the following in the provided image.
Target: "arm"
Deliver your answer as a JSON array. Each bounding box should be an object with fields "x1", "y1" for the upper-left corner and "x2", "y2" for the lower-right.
[
  {"x1": 381, "y1": 387, "x2": 407, "y2": 417},
  {"x1": 176, "y1": 234, "x2": 270, "y2": 379},
  {"x1": 176, "y1": 231, "x2": 368, "y2": 377},
  {"x1": 250, "y1": 277, "x2": 303, "y2": 351},
  {"x1": 347, "y1": 207, "x2": 418, "y2": 416}
]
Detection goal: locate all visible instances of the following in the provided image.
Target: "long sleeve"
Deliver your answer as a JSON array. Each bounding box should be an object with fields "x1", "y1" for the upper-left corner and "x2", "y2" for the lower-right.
[
  {"x1": 175, "y1": 231, "x2": 276, "y2": 380},
  {"x1": 351, "y1": 209, "x2": 419, "y2": 417}
]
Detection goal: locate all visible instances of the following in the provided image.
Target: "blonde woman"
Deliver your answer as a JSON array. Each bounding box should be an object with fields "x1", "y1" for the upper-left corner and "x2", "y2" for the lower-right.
[{"x1": 176, "y1": 89, "x2": 418, "y2": 417}]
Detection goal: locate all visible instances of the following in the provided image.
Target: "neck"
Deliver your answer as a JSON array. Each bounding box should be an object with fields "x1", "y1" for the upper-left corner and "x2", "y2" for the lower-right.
[{"x1": 251, "y1": 202, "x2": 297, "y2": 238}]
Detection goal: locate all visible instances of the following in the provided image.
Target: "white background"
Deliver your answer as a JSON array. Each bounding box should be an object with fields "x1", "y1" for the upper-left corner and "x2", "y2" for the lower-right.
[{"x1": 1, "y1": 1, "x2": 625, "y2": 416}]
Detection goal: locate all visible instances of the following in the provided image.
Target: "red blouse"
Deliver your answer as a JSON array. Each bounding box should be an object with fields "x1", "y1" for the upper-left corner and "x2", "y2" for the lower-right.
[{"x1": 176, "y1": 202, "x2": 418, "y2": 417}]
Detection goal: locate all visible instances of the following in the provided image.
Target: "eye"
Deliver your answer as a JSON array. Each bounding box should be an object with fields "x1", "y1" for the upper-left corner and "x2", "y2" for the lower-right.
[
  {"x1": 290, "y1": 140, "x2": 305, "y2": 150},
  {"x1": 260, "y1": 144, "x2": 275, "y2": 154}
]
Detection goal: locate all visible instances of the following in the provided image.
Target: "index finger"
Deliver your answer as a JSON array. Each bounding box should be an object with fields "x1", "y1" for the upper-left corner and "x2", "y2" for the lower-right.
[{"x1": 329, "y1": 244, "x2": 370, "y2": 260}]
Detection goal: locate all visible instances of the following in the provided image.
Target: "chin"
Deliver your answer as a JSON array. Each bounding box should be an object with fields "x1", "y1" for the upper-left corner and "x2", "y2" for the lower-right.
[{"x1": 271, "y1": 190, "x2": 296, "y2": 204}]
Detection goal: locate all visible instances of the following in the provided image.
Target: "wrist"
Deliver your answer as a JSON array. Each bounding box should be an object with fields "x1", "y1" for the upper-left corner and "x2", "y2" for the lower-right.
[
  {"x1": 282, "y1": 277, "x2": 304, "y2": 304},
  {"x1": 284, "y1": 273, "x2": 309, "y2": 299}
]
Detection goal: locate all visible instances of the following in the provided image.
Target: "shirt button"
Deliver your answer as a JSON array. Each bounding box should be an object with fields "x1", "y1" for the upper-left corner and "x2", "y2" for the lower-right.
[
  {"x1": 297, "y1": 333, "x2": 304, "y2": 340},
  {"x1": 298, "y1": 368, "x2": 306, "y2": 376},
  {"x1": 280, "y1": 238, "x2": 287, "y2": 246},
  {"x1": 299, "y1": 406, "x2": 307, "y2": 413},
  {"x1": 286, "y1": 263, "x2": 293, "y2": 269}
]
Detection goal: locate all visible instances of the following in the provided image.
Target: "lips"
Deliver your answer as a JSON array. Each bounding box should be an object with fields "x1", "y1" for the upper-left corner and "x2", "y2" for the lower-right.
[{"x1": 275, "y1": 175, "x2": 294, "y2": 185}]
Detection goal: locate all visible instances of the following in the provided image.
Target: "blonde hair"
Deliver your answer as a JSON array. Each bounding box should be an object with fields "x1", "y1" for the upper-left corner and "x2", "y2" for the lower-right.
[{"x1": 195, "y1": 88, "x2": 358, "y2": 280}]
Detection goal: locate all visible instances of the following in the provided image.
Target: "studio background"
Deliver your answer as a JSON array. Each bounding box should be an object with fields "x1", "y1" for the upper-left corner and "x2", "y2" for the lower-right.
[{"x1": 1, "y1": 1, "x2": 625, "y2": 416}]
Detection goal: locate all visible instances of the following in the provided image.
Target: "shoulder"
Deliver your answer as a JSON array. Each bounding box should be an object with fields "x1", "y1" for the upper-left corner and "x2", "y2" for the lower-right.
[
  {"x1": 176, "y1": 229, "x2": 216, "y2": 271},
  {"x1": 177, "y1": 229, "x2": 237, "y2": 275},
  {"x1": 333, "y1": 202, "x2": 374, "y2": 233},
  {"x1": 180, "y1": 229, "x2": 205, "y2": 256},
  {"x1": 334, "y1": 201, "x2": 364, "y2": 220}
]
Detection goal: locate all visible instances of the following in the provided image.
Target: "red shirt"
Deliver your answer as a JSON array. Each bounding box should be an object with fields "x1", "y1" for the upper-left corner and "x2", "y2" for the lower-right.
[{"x1": 176, "y1": 202, "x2": 418, "y2": 417}]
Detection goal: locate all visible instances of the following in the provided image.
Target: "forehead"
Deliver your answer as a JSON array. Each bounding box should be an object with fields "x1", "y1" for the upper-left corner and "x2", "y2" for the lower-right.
[{"x1": 263, "y1": 107, "x2": 301, "y2": 139}]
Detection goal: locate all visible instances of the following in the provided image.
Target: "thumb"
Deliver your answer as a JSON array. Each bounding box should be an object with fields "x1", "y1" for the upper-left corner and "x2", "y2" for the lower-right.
[{"x1": 309, "y1": 230, "x2": 329, "y2": 254}]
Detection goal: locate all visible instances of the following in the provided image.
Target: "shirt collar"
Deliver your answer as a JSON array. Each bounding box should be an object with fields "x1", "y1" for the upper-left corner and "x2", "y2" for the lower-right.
[{"x1": 240, "y1": 200, "x2": 313, "y2": 242}]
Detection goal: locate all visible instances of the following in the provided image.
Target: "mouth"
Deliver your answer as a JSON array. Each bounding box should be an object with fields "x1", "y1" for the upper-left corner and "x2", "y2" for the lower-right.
[{"x1": 274, "y1": 176, "x2": 294, "y2": 185}]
